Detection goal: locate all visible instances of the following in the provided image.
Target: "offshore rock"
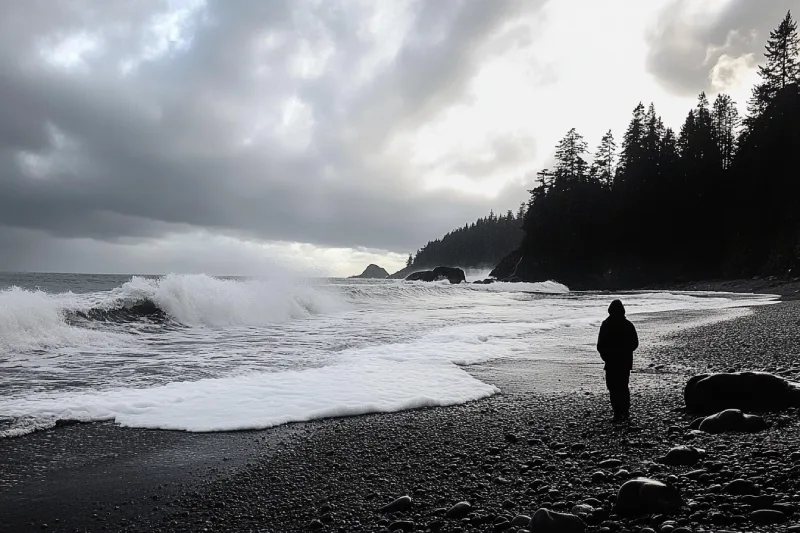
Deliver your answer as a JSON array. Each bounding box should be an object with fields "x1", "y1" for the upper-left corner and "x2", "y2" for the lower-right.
[
  {"x1": 405, "y1": 267, "x2": 466, "y2": 284},
  {"x1": 349, "y1": 264, "x2": 389, "y2": 279},
  {"x1": 684, "y1": 372, "x2": 800, "y2": 413}
]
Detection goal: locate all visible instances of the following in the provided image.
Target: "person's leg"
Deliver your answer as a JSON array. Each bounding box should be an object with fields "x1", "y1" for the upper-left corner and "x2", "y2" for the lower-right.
[{"x1": 605, "y1": 370, "x2": 622, "y2": 420}]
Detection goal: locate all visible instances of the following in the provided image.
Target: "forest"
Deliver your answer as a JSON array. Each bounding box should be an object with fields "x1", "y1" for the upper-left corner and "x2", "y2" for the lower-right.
[
  {"x1": 480, "y1": 12, "x2": 800, "y2": 286},
  {"x1": 403, "y1": 208, "x2": 525, "y2": 272}
]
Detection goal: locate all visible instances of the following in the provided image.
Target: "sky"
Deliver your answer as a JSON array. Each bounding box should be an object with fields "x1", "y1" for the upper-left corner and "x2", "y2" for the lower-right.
[{"x1": 0, "y1": 0, "x2": 796, "y2": 277}]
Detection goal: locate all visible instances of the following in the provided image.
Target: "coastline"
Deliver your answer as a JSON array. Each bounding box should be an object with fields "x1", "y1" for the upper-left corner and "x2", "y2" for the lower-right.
[
  {"x1": 643, "y1": 276, "x2": 800, "y2": 301},
  {"x1": 1, "y1": 299, "x2": 798, "y2": 532}
]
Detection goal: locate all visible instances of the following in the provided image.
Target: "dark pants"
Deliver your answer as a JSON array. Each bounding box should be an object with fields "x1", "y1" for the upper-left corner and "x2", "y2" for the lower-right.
[{"x1": 605, "y1": 369, "x2": 630, "y2": 417}]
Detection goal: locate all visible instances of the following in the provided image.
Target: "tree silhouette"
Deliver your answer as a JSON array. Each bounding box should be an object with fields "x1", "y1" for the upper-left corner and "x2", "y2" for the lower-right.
[{"x1": 419, "y1": 12, "x2": 799, "y2": 287}]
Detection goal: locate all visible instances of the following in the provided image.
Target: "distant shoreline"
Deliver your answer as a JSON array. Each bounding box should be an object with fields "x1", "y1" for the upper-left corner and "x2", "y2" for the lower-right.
[{"x1": 644, "y1": 276, "x2": 800, "y2": 301}]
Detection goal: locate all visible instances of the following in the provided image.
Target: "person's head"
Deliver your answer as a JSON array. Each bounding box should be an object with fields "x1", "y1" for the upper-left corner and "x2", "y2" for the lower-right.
[{"x1": 608, "y1": 299, "x2": 625, "y2": 317}]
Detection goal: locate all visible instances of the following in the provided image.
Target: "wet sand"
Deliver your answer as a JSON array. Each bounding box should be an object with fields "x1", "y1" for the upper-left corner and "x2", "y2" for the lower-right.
[{"x1": 1, "y1": 300, "x2": 798, "y2": 532}]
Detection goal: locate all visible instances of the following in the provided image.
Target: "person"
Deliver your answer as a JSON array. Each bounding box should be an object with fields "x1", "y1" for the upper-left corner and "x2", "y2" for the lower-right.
[{"x1": 597, "y1": 299, "x2": 639, "y2": 422}]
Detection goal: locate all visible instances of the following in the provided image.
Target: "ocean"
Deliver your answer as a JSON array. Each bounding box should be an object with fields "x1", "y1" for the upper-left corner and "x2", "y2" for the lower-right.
[{"x1": 0, "y1": 272, "x2": 779, "y2": 438}]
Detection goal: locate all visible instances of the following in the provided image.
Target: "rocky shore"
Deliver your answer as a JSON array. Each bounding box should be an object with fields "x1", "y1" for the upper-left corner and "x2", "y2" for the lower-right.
[{"x1": 3, "y1": 300, "x2": 800, "y2": 532}]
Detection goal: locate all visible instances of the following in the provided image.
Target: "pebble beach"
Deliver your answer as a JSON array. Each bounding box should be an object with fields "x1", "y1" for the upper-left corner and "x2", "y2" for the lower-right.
[{"x1": 2, "y1": 298, "x2": 799, "y2": 533}]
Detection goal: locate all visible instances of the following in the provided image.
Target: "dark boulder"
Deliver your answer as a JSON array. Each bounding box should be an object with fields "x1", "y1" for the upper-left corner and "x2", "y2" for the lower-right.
[
  {"x1": 406, "y1": 271, "x2": 437, "y2": 282},
  {"x1": 658, "y1": 445, "x2": 705, "y2": 466},
  {"x1": 432, "y1": 266, "x2": 466, "y2": 284},
  {"x1": 614, "y1": 477, "x2": 683, "y2": 516},
  {"x1": 697, "y1": 409, "x2": 768, "y2": 433},
  {"x1": 684, "y1": 372, "x2": 800, "y2": 413},
  {"x1": 528, "y1": 508, "x2": 585, "y2": 532},
  {"x1": 405, "y1": 267, "x2": 466, "y2": 284}
]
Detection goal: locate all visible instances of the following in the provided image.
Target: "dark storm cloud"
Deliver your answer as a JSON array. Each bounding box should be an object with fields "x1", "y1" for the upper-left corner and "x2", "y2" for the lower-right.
[
  {"x1": 0, "y1": 0, "x2": 546, "y2": 263},
  {"x1": 646, "y1": 0, "x2": 798, "y2": 96}
]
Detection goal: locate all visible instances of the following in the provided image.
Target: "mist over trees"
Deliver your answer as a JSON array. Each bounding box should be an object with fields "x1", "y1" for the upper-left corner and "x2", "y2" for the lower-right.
[{"x1": 491, "y1": 11, "x2": 800, "y2": 286}]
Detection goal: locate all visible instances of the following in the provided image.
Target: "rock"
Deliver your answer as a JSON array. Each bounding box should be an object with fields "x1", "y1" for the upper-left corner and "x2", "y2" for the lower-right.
[
  {"x1": 570, "y1": 504, "x2": 594, "y2": 517},
  {"x1": 380, "y1": 495, "x2": 412, "y2": 513},
  {"x1": 406, "y1": 270, "x2": 438, "y2": 282},
  {"x1": 684, "y1": 372, "x2": 800, "y2": 413},
  {"x1": 529, "y1": 508, "x2": 585, "y2": 533},
  {"x1": 723, "y1": 479, "x2": 758, "y2": 496},
  {"x1": 504, "y1": 433, "x2": 519, "y2": 444},
  {"x1": 308, "y1": 519, "x2": 323, "y2": 530},
  {"x1": 349, "y1": 264, "x2": 389, "y2": 279},
  {"x1": 432, "y1": 266, "x2": 466, "y2": 284},
  {"x1": 445, "y1": 502, "x2": 472, "y2": 519},
  {"x1": 750, "y1": 509, "x2": 786, "y2": 524},
  {"x1": 388, "y1": 520, "x2": 415, "y2": 532},
  {"x1": 405, "y1": 266, "x2": 466, "y2": 284},
  {"x1": 599, "y1": 459, "x2": 623, "y2": 469},
  {"x1": 510, "y1": 514, "x2": 531, "y2": 528},
  {"x1": 614, "y1": 478, "x2": 683, "y2": 516},
  {"x1": 697, "y1": 409, "x2": 767, "y2": 433},
  {"x1": 658, "y1": 446, "x2": 705, "y2": 466}
]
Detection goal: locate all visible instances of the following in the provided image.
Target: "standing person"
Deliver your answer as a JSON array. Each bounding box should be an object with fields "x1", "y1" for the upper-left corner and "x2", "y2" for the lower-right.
[{"x1": 597, "y1": 299, "x2": 639, "y2": 422}]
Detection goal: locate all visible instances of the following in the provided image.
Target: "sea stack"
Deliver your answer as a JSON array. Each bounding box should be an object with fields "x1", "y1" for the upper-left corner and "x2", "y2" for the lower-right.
[{"x1": 350, "y1": 264, "x2": 390, "y2": 279}]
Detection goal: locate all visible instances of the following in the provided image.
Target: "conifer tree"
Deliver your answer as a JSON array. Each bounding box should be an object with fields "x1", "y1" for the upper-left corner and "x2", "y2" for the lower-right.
[
  {"x1": 748, "y1": 11, "x2": 800, "y2": 119},
  {"x1": 711, "y1": 94, "x2": 739, "y2": 170},
  {"x1": 592, "y1": 130, "x2": 616, "y2": 188},
  {"x1": 616, "y1": 103, "x2": 646, "y2": 190},
  {"x1": 553, "y1": 128, "x2": 589, "y2": 188}
]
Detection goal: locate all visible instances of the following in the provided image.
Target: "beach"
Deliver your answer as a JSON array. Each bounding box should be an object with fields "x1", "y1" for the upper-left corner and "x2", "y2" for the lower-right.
[{"x1": 2, "y1": 297, "x2": 799, "y2": 532}]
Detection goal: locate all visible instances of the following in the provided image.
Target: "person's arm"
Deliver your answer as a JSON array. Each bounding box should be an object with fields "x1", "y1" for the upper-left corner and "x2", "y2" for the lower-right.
[
  {"x1": 597, "y1": 322, "x2": 608, "y2": 361},
  {"x1": 629, "y1": 322, "x2": 639, "y2": 352}
]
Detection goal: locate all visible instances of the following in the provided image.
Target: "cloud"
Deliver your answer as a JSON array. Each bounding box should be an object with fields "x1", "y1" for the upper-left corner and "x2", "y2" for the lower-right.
[
  {"x1": 646, "y1": 0, "x2": 797, "y2": 96},
  {"x1": 0, "y1": 0, "x2": 548, "y2": 276}
]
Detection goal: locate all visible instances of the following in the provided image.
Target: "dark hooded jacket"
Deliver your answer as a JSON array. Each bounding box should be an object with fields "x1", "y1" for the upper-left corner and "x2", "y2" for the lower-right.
[{"x1": 597, "y1": 300, "x2": 639, "y2": 371}]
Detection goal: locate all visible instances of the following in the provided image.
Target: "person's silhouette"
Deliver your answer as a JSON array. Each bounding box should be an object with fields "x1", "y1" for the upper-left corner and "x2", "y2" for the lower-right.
[{"x1": 597, "y1": 299, "x2": 639, "y2": 422}]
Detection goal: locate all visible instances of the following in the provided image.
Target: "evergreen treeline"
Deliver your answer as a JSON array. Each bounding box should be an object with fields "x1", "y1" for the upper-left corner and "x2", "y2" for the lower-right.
[
  {"x1": 493, "y1": 12, "x2": 800, "y2": 287},
  {"x1": 407, "y1": 208, "x2": 526, "y2": 270}
]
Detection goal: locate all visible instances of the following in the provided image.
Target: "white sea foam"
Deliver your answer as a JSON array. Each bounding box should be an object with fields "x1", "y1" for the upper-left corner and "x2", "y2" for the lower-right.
[
  {"x1": 0, "y1": 274, "x2": 782, "y2": 437},
  {"x1": 0, "y1": 322, "x2": 514, "y2": 433},
  {"x1": 0, "y1": 287, "x2": 124, "y2": 353},
  {"x1": 93, "y1": 274, "x2": 345, "y2": 327}
]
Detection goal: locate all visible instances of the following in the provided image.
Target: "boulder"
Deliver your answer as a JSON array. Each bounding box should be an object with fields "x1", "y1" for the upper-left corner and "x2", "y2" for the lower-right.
[
  {"x1": 380, "y1": 495, "x2": 412, "y2": 513},
  {"x1": 614, "y1": 477, "x2": 683, "y2": 516},
  {"x1": 349, "y1": 264, "x2": 390, "y2": 279},
  {"x1": 697, "y1": 409, "x2": 767, "y2": 433},
  {"x1": 657, "y1": 445, "x2": 705, "y2": 466},
  {"x1": 405, "y1": 266, "x2": 466, "y2": 284},
  {"x1": 529, "y1": 508, "x2": 585, "y2": 533},
  {"x1": 684, "y1": 372, "x2": 800, "y2": 413},
  {"x1": 406, "y1": 271, "x2": 438, "y2": 282},
  {"x1": 432, "y1": 266, "x2": 466, "y2": 284}
]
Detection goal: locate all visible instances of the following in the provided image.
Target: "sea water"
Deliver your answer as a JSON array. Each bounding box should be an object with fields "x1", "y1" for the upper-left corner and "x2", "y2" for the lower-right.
[{"x1": 0, "y1": 272, "x2": 778, "y2": 437}]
